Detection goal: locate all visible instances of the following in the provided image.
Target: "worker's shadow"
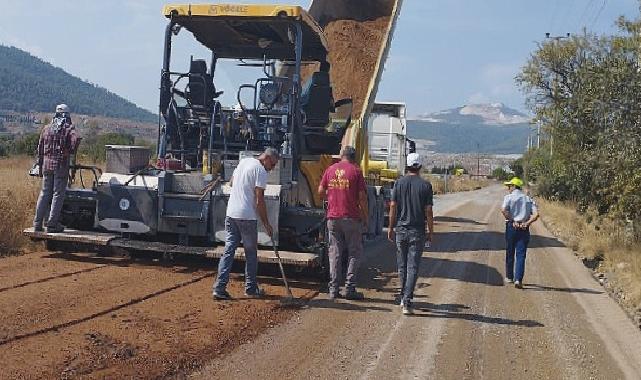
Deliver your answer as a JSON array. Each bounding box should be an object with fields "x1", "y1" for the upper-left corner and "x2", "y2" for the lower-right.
[
  {"x1": 434, "y1": 231, "x2": 565, "y2": 252},
  {"x1": 434, "y1": 216, "x2": 488, "y2": 226},
  {"x1": 306, "y1": 297, "x2": 393, "y2": 312},
  {"x1": 411, "y1": 301, "x2": 545, "y2": 327},
  {"x1": 419, "y1": 256, "x2": 505, "y2": 286}
]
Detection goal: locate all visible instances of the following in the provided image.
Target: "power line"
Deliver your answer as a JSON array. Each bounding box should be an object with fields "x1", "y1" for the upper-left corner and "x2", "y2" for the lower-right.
[
  {"x1": 590, "y1": 0, "x2": 607, "y2": 28},
  {"x1": 578, "y1": 0, "x2": 597, "y2": 29},
  {"x1": 548, "y1": 1, "x2": 561, "y2": 33}
]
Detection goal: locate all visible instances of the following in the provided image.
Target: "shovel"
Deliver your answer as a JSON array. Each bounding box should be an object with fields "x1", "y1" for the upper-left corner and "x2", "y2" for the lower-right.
[{"x1": 271, "y1": 238, "x2": 302, "y2": 307}]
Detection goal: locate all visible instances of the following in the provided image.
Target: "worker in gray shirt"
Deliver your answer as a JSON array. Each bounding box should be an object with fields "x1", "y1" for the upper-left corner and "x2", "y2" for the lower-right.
[
  {"x1": 501, "y1": 177, "x2": 539, "y2": 289},
  {"x1": 388, "y1": 153, "x2": 434, "y2": 315}
]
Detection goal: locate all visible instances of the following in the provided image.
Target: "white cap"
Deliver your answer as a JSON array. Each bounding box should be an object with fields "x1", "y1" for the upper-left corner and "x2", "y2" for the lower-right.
[
  {"x1": 55, "y1": 104, "x2": 70, "y2": 113},
  {"x1": 407, "y1": 152, "x2": 422, "y2": 168}
]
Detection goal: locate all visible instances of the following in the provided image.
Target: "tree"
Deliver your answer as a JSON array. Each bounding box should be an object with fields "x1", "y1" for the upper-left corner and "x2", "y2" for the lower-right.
[
  {"x1": 491, "y1": 167, "x2": 511, "y2": 181},
  {"x1": 517, "y1": 15, "x2": 641, "y2": 219},
  {"x1": 510, "y1": 159, "x2": 524, "y2": 178}
]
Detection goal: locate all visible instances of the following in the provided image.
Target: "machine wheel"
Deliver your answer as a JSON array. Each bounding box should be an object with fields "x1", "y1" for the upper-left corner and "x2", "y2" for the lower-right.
[
  {"x1": 316, "y1": 223, "x2": 331, "y2": 281},
  {"x1": 45, "y1": 240, "x2": 59, "y2": 251}
]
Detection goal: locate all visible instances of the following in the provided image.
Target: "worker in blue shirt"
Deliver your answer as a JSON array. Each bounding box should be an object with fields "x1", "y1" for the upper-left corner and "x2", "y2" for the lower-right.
[{"x1": 501, "y1": 177, "x2": 539, "y2": 289}]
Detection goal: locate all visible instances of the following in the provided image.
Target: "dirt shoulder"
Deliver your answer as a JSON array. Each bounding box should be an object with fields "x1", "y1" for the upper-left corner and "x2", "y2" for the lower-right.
[
  {"x1": 0, "y1": 251, "x2": 317, "y2": 379},
  {"x1": 536, "y1": 199, "x2": 641, "y2": 330}
]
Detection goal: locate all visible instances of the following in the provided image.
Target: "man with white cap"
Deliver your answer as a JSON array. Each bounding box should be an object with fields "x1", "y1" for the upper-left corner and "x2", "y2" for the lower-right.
[
  {"x1": 33, "y1": 104, "x2": 78, "y2": 233},
  {"x1": 388, "y1": 152, "x2": 434, "y2": 315}
]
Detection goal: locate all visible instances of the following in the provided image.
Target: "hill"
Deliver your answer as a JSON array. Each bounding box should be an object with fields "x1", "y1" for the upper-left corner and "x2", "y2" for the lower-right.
[
  {"x1": 408, "y1": 103, "x2": 531, "y2": 154},
  {"x1": 0, "y1": 45, "x2": 155, "y2": 122},
  {"x1": 415, "y1": 103, "x2": 530, "y2": 126}
]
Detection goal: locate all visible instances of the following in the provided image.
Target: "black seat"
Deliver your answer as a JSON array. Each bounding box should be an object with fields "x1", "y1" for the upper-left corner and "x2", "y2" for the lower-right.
[
  {"x1": 187, "y1": 59, "x2": 210, "y2": 109},
  {"x1": 187, "y1": 59, "x2": 222, "y2": 111},
  {"x1": 301, "y1": 71, "x2": 332, "y2": 127}
]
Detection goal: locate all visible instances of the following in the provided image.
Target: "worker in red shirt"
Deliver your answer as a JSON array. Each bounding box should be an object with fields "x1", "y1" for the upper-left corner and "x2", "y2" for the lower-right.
[{"x1": 318, "y1": 146, "x2": 368, "y2": 301}]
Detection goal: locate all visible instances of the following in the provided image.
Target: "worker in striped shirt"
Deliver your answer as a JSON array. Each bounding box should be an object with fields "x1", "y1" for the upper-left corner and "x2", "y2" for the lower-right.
[{"x1": 33, "y1": 104, "x2": 78, "y2": 233}]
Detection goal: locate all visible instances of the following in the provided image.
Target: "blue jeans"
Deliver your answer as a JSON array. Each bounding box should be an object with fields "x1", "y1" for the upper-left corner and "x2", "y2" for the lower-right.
[
  {"x1": 33, "y1": 165, "x2": 69, "y2": 228},
  {"x1": 505, "y1": 222, "x2": 530, "y2": 282},
  {"x1": 213, "y1": 217, "x2": 259, "y2": 294},
  {"x1": 505, "y1": 222, "x2": 514, "y2": 278},
  {"x1": 395, "y1": 227, "x2": 426, "y2": 303}
]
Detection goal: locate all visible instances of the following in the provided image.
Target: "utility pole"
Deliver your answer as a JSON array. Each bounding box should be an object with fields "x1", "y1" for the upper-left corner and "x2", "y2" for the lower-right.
[
  {"x1": 545, "y1": 32, "x2": 571, "y2": 157},
  {"x1": 476, "y1": 142, "x2": 480, "y2": 178}
]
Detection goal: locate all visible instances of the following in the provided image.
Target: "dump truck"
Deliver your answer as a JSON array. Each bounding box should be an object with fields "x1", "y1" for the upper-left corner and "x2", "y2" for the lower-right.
[{"x1": 25, "y1": 0, "x2": 403, "y2": 273}]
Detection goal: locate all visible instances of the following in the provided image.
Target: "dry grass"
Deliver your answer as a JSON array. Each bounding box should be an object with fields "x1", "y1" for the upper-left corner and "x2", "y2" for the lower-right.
[
  {"x1": 426, "y1": 174, "x2": 489, "y2": 195},
  {"x1": 538, "y1": 199, "x2": 641, "y2": 310},
  {"x1": 0, "y1": 156, "x2": 41, "y2": 255}
]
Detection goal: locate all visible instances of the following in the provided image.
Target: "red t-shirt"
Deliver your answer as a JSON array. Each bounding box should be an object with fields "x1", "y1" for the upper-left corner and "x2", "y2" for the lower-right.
[{"x1": 320, "y1": 161, "x2": 367, "y2": 219}]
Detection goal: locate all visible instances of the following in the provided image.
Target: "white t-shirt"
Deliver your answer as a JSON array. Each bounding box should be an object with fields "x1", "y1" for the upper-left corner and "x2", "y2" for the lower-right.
[{"x1": 226, "y1": 158, "x2": 268, "y2": 220}]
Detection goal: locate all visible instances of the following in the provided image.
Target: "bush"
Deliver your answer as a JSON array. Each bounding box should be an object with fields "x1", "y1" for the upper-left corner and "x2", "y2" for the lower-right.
[{"x1": 491, "y1": 167, "x2": 511, "y2": 181}]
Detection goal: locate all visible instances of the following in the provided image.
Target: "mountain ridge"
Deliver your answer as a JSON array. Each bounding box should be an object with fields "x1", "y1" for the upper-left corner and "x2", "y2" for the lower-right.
[
  {"x1": 0, "y1": 45, "x2": 155, "y2": 123},
  {"x1": 414, "y1": 103, "x2": 530, "y2": 126},
  {"x1": 408, "y1": 103, "x2": 530, "y2": 154}
]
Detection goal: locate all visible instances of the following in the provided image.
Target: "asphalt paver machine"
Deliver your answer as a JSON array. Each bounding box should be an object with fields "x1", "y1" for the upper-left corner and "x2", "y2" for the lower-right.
[{"x1": 25, "y1": 1, "x2": 402, "y2": 272}]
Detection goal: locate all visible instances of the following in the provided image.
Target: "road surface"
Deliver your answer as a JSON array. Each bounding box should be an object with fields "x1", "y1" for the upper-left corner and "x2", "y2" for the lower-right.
[
  {"x1": 2, "y1": 185, "x2": 641, "y2": 379},
  {"x1": 194, "y1": 185, "x2": 641, "y2": 380}
]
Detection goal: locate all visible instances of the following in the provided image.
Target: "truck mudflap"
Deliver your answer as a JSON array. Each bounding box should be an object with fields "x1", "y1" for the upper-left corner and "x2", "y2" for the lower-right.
[{"x1": 23, "y1": 228, "x2": 320, "y2": 268}]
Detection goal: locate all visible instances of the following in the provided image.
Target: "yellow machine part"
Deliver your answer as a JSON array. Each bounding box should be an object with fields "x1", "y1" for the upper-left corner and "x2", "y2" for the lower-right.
[
  {"x1": 380, "y1": 168, "x2": 399, "y2": 180},
  {"x1": 163, "y1": 4, "x2": 303, "y2": 18},
  {"x1": 368, "y1": 160, "x2": 388, "y2": 172},
  {"x1": 300, "y1": 155, "x2": 334, "y2": 207}
]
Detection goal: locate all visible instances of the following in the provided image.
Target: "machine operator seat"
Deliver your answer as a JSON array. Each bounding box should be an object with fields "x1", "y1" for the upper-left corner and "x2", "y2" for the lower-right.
[
  {"x1": 300, "y1": 71, "x2": 332, "y2": 127},
  {"x1": 187, "y1": 59, "x2": 222, "y2": 111}
]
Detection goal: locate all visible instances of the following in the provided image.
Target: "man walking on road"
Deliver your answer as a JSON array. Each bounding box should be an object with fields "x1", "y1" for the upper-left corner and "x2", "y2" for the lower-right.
[
  {"x1": 33, "y1": 104, "x2": 78, "y2": 233},
  {"x1": 501, "y1": 177, "x2": 539, "y2": 289},
  {"x1": 388, "y1": 152, "x2": 434, "y2": 315},
  {"x1": 503, "y1": 179, "x2": 515, "y2": 283},
  {"x1": 213, "y1": 148, "x2": 279, "y2": 300},
  {"x1": 318, "y1": 146, "x2": 368, "y2": 301}
]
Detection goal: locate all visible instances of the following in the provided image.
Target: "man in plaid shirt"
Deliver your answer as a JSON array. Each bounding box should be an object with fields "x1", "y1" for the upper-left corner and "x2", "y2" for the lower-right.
[{"x1": 33, "y1": 104, "x2": 78, "y2": 233}]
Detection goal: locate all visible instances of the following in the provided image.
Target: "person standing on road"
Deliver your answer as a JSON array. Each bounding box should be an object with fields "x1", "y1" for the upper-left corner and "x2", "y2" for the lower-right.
[
  {"x1": 501, "y1": 177, "x2": 539, "y2": 289},
  {"x1": 213, "y1": 148, "x2": 279, "y2": 300},
  {"x1": 387, "y1": 152, "x2": 434, "y2": 315},
  {"x1": 503, "y1": 179, "x2": 516, "y2": 283},
  {"x1": 33, "y1": 104, "x2": 78, "y2": 233},
  {"x1": 318, "y1": 145, "x2": 368, "y2": 301}
]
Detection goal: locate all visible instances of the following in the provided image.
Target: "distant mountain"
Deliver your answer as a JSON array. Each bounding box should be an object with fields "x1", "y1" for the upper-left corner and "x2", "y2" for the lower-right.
[
  {"x1": 409, "y1": 103, "x2": 531, "y2": 154},
  {"x1": 415, "y1": 103, "x2": 530, "y2": 126},
  {"x1": 0, "y1": 45, "x2": 155, "y2": 122}
]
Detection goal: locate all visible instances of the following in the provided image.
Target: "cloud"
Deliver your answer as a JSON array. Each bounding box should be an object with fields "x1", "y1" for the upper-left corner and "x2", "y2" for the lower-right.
[
  {"x1": 467, "y1": 92, "x2": 491, "y2": 104},
  {"x1": 465, "y1": 62, "x2": 522, "y2": 105}
]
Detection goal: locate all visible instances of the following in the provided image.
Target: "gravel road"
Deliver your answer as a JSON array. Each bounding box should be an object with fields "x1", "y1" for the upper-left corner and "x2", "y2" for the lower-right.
[
  {"x1": 2, "y1": 185, "x2": 641, "y2": 379},
  {"x1": 194, "y1": 185, "x2": 641, "y2": 380}
]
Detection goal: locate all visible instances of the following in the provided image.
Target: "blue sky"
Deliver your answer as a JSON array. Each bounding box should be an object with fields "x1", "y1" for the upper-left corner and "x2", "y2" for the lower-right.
[{"x1": 0, "y1": 0, "x2": 638, "y2": 117}]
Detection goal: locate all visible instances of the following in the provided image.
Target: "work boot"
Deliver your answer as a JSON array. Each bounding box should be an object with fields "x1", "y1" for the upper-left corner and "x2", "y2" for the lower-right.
[
  {"x1": 402, "y1": 300, "x2": 414, "y2": 315},
  {"x1": 213, "y1": 290, "x2": 232, "y2": 300},
  {"x1": 245, "y1": 287, "x2": 265, "y2": 299},
  {"x1": 329, "y1": 291, "x2": 342, "y2": 301},
  {"x1": 345, "y1": 288, "x2": 364, "y2": 301},
  {"x1": 46, "y1": 225, "x2": 64, "y2": 233}
]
